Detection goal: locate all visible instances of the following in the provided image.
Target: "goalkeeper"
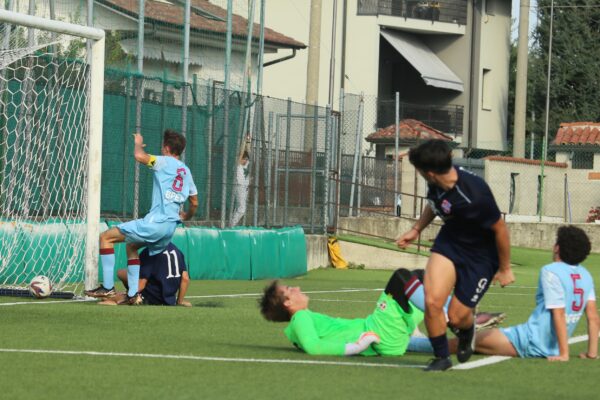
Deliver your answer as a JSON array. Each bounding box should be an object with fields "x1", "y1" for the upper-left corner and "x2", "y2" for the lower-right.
[{"x1": 259, "y1": 269, "x2": 433, "y2": 356}]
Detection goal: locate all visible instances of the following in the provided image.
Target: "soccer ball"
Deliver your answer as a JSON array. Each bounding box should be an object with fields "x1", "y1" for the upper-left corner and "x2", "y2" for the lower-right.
[{"x1": 29, "y1": 275, "x2": 52, "y2": 299}]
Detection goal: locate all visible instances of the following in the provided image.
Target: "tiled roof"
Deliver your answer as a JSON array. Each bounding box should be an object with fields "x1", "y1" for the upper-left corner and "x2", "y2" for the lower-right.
[
  {"x1": 552, "y1": 122, "x2": 600, "y2": 146},
  {"x1": 366, "y1": 119, "x2": 454, "y2": 142},
  {"x1": 101, "y1": 0, "x2": 305, "y2": 49},
  {"x1": 484, "y1": 155, "x2": 567, "y2": 168}
]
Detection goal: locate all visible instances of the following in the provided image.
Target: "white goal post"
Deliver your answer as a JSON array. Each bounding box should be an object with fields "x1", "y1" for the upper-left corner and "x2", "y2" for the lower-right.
[{"x1": 0, "y1": 9, "x2": 105, "y2": 295}]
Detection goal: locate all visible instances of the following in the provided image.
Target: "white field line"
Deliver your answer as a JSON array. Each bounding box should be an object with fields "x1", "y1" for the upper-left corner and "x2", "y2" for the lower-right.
[
  {"x1": 0, "y1": 298, "x2": 95, "y2": 307},
  {"x1": 0, "y1": 348, "x2": 423, "y2": 369},
  {"x1": 187, "y1": 288, "x2": 382, "y2": 299},
  {"x1": 453, "y1": 334, "x2": 594, "y2": 370}
]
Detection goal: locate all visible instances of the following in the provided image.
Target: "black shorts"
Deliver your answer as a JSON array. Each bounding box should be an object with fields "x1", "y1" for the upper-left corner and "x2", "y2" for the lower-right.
[{"x1": 431, "y1": 240, "x2": 499, "y2": 308}]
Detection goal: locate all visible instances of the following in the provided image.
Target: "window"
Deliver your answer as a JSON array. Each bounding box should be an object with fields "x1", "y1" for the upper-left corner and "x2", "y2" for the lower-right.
[
  {"x1": 484, "y1": 0, "x2": 496, "y2": 16},
  {"x1": 572, "y1": 152, "x2": 594, "y2": 170},
  {"x1": 357, "y1": 0, "x2": 378, "y2": 15},
  {"x1": 482, "y1": 68, "x2": 492, "y2": 111},
  {"x1": 509, "y1": 173, "x2": 519, "y2": 213}
]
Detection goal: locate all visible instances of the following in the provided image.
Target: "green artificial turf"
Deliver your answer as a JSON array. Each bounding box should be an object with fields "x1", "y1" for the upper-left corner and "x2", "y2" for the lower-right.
[{"x1": 0, "y1": 247, "x2": 598, "y2": 399}]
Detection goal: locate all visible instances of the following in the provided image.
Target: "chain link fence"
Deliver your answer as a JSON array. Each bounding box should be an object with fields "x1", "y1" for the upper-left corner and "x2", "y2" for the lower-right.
[{"x1": 339, "y1": 92, "x2": 600, "y2": 225}]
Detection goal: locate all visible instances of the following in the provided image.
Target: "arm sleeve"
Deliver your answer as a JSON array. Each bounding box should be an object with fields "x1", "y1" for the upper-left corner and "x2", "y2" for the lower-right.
[
  {"x1": 587, "y1": 274, "x2": 596, "y2": 302},
  {"x1": 291, "y1": 312, "x2": 346, "y2": 356},
  {"x1": 541, "y1": 269, "x2": 566, "y2": 309},
  {"x1": 149, "y1": 155, "x2": 166, "y2": 171},
  {"x1": 467, "y1": 190, "x2": 501, "y2": 229},
  {"x1": 178, "y1": 249, "x2": 188, "y2": 272},
  {"x1": 188, "y1": 175, "x2": 198, "y2": 196}
]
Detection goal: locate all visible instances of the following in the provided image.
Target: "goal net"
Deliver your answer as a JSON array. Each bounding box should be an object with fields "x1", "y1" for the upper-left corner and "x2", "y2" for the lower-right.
[{"x1": 0, "y1": 10, "x2": 104, "y2": 297}]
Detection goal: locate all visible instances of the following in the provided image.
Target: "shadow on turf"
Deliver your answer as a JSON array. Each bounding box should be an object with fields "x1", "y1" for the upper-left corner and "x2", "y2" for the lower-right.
[{"x1": 193, "y1": 301, "x2": 225, "y2": 308}]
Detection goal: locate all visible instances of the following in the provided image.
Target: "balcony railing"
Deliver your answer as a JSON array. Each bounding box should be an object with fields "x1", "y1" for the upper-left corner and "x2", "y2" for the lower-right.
[
  {"x1": 358, "y1": 0, "x2": 468, "y2": 25},
  {"x1": 377, "y1": 99, "x2": 464, "y2": 136}
]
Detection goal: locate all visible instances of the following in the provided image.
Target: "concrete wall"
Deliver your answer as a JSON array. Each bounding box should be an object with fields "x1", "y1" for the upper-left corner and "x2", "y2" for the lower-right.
[
  {"x1": 484, "y1": 159, "x2": 600, "y2": 223},
  {"x1": 339, "y1": 241, "x2": 428, "y2": 270},
  {"x1": 305, "y1": 234, "x2": 329, "y2": 270},
  {"x1": 338, "y1": 216, "x2": 600, "y2": 253}
]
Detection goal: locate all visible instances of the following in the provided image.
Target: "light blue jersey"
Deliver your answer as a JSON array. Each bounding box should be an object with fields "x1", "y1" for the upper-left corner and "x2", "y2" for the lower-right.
[
  {"x1": 502, "y1": 262, "x2": 596, "y2": 357},
  {"x1": 118, "y1": 155, "x2": 197, "y2": 255},
  {"x1": 147, "y1": 155, "x2": 197, "y2": 223}
]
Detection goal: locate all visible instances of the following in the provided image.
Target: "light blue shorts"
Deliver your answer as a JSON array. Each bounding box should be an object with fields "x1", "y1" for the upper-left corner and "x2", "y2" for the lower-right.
[
  {"x1": 117, "y1": 219, "x2": 177, "y2": 256},
  {"x1": 501, "y1": 324, "x2": 552, "y2": 358}
]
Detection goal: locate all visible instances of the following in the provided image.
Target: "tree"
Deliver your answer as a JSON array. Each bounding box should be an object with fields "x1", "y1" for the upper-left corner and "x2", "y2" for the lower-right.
[{"x1": 528, "y1": 0, "x2": 600, "y2": 149}]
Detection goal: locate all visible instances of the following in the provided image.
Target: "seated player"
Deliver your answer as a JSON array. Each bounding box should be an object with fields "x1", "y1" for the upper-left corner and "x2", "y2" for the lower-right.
[
  {"x1": 456, "y1": 226, "x2": 599, "y2": 361},
  {"x1": 100, "y1": 242, "x2": 191, "y2": 307}
]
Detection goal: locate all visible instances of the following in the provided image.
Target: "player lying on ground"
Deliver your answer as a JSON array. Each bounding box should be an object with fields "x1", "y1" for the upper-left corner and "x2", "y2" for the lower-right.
[
  {"x1": 86, "y1": 130, "x2": 198, "y2": 305},
  {"x1": 450, "y1": 226, "x2": 599, "y2": 362},
  {"x1": 396, "y1": 139, "x2": 514, "y2": 371},
  {"x1": 98, "y1": 243, "x2": 191, "y2": 307},
  {"x1": 259, "y1": 269, "x2": 505, "y2": 357}
]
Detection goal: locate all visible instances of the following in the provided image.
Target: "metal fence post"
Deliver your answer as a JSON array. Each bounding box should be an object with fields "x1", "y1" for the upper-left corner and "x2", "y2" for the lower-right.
[
  {"x1": 309, "y1": 105, "x2": 318, "y2": 233},
  {"x1": 323, "y1": 105, "x2": 331, "y2": 232},
  {"x1": 349, "y1": 95, "x2": 364, "y2": 216},
  {"x1": 394, "y1": 91, "x2": 399, "y2": 216},
  {"x1": 283, "y1": 98, "x2": 291, "y2": 226},
  {"x1": 266, "y1": 111, "x2": 274, "y2": 227},
  {"x1": 205, "y1": 79, "x2": 214, "y2": 221},
  {"x1": 273, "y1": 115, "x2": 281, "y2": 225}
]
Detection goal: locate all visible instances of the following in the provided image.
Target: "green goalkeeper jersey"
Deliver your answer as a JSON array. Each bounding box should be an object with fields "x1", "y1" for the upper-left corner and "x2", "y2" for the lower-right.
[{"x1": 284, "y1": 293, "x2": 423, "y2": 356}]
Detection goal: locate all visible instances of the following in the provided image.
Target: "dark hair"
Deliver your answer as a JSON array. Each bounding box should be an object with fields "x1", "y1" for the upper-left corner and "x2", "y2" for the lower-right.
[
  {"x1": 556, "y1": 225, "x2": 591, "y2": 265},
  {"x1": 163, "y1": 129, "x2": 186, "y2": 156},
  {"x1": 408, "y1": 139, "x2": 452, "y2": 174},
  {"x1": 259, "y1": 280, "x2": 291, "y2": 322}
]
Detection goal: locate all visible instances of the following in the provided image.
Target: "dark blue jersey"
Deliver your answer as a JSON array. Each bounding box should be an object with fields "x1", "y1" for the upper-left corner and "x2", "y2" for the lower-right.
[
  {"x1": 427, "y1": 167, "x2": 501, "y2": 252},
  {"x1": 139, "y1": 243, "x2": 187, "y2": 305}
]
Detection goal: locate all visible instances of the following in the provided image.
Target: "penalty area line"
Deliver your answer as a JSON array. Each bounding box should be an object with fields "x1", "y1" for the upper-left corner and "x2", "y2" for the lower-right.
[
  {"x1": 0, "y1": 348, "x2": 423, "y2": 369},
  {"x1": 453, "y1": 334, "x2": 591, "y2": 370}
]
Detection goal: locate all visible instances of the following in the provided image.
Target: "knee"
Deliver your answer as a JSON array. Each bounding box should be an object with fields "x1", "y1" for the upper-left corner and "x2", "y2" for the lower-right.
[
  {"x1": 447, "y1": 309, "x2": 471, "y2": 328},
  {"x1": 425, "y1": 295, "x2": 445, "y2": 314}
]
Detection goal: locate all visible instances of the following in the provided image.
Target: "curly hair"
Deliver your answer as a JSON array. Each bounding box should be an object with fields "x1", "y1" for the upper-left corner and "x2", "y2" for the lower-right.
[
  {"x1": 556, "y1": 225, "x2": 591, "y2": 266},
  {"x1": 258, "y1": 280, "x2": 291, "y2": 322}
]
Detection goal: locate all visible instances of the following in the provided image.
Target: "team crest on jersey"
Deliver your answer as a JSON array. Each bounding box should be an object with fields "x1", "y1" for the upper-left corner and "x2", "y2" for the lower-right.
[
  {"x1": 441, "y1": 199, "x2": 452, "y2": 214},
  {"x1": 377, "y1": 301, "x2": 387, "y2": 311}
]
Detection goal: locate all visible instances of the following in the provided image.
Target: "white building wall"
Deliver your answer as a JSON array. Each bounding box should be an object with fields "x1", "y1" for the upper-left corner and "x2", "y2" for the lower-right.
[
  {"x1": 262, "y1": 0, "x2": 379, "y2": 109},
  {"x1": 475, "y1": 0, "x2": 511, "y2": 150}
]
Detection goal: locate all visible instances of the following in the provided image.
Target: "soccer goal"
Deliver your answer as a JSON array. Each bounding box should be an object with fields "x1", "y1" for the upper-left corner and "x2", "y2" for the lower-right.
[{"x1": 0, "y1": 9, "x2": 104, "y2": 297}]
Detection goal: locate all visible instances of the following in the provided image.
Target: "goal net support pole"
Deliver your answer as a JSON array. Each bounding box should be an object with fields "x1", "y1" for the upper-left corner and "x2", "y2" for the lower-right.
[{"x1": 0, "y1": 9, "x2": 105, "y2": 292}]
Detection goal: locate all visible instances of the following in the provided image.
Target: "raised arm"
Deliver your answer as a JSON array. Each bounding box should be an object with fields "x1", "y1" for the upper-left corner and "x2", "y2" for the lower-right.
[
  {"x1": 491, "y1": 218, "x2": 514, "y2": 287},
  {"x1": 548, "y1": 307, "x2": 569, "y2": 361},
  {"x1": 396, "y1": 204, "x2": 435, "y2": 249},
  {"x1": 177, "y1": 271, "x2": 191, "y2": 307},
  {"x1": 133, "y1": 133, "x2": 152, "y2": 165},
  {"x1": 580, "y1": 299, "x2": 599, "y2": 360}
]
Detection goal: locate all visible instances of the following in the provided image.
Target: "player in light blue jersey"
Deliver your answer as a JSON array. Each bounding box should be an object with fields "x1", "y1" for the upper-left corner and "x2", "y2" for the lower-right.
[
  {"x1": 86, "y1": 130, "x2": 198, "y2": 305},
  {"x1": 462, "y1": 226, "x2": 599, "y2": 361}
]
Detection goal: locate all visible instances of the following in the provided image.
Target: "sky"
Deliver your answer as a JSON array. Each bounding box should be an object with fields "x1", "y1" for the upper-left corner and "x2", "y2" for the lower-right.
[{"x1": 511, "y1": 0, "x2": 539, "y2": 41}]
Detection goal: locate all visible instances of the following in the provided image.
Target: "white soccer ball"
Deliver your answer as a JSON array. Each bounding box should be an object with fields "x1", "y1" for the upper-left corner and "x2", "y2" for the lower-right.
[{"x1": 29, "y1": 275, "x2": 53, "y2": 299}]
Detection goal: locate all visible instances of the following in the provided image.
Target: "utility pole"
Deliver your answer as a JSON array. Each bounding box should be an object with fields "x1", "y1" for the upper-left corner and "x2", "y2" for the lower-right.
[
  {"x1": 513, "y1": 0, "x2": 530, "y2": 158},
  {"x1": 304, "y1": 0, "x2": 322, "y2": 151}
]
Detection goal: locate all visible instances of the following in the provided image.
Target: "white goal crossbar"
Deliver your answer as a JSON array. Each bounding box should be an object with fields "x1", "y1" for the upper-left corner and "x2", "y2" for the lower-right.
[{"x1": 0, "y1": 10, "x2": 105, "y2": 291}]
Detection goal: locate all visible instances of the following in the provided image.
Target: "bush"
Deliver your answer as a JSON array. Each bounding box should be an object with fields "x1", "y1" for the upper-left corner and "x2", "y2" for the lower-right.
[{"x1": 585, "y1": 207, "x2": 600, "y2": 223}]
